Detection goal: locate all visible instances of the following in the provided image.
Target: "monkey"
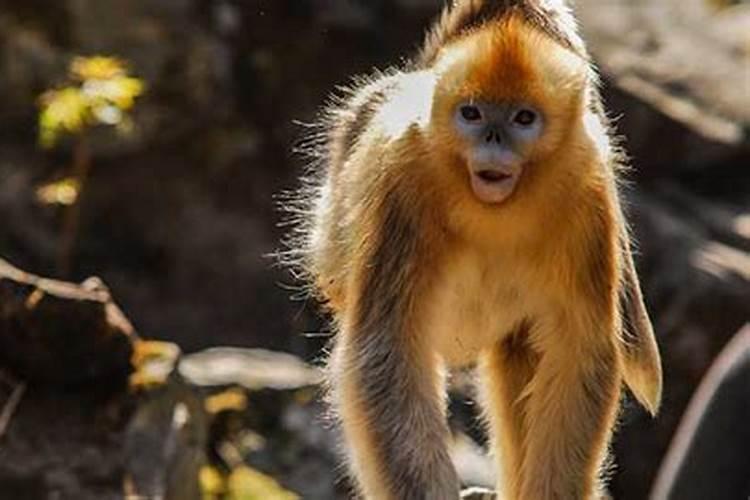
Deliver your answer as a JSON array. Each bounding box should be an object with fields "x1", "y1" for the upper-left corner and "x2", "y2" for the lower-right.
[{"x1": 283, "y1": 1, "x2": 662, "y2": 499}]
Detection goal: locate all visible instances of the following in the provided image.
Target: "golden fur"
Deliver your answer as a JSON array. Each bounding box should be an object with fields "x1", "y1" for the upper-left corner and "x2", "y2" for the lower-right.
[{"x1": 285, "y1": 4, "x2": 662, "y2": 500}]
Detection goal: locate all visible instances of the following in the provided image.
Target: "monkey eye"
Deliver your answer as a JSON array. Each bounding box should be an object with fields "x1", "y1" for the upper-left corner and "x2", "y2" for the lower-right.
[
  {"x1": 459, "y1": 105, "x2": 483, "y2": 122},
  {"x1": 511, "y1": 108, "x2": 537, "y2": 127}
]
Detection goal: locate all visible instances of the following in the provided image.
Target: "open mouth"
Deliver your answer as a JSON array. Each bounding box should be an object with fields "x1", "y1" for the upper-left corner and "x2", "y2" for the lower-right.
[
  {"x1": 476, "y1": 170, "x2": 511, "y2": 183},
  {"x1": 470, "y1": 168, "x2": 518, "y2": 204}
]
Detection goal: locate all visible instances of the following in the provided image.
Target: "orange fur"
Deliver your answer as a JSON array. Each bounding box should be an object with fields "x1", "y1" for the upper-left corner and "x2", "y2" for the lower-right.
[{"x1": 293, "y1": 7, "x2": 661, "y2": 500}]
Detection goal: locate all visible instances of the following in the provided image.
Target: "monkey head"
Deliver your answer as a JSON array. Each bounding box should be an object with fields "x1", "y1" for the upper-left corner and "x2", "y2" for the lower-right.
[{"x1": 428, "y1": 15, "x2": 589, "y2": 205}]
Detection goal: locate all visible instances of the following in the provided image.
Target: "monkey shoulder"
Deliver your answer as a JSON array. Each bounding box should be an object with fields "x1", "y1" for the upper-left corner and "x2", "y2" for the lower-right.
[
  {"x1": 328, "y1": 70, "x2": 435, "y2": 162},
  {"x1": 326, "y1": 71, "x2": 400, "y2": 163}
]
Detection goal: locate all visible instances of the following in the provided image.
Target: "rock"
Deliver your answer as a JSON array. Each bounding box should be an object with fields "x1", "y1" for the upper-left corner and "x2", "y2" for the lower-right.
[
  {"x1": 611, "y1": 181, "x2": 750, "y2": 499},
  {"x1": 179, "y1": 347, "x2": 323, "y2": 390},
  {"x1": 650, "y1": 324, "x2": 750, "y2": 500},
  {"x1": 0, "y1": 260, "x2": 327, "y2": 499},
  {"x1": 0, "y1": 260, "x2": 199, "y2": 499},
  {"x1": 576, "y1": 0, "x2": 750, "y2": 173},
  {"x1": 0, "y1": 389, "x2": 129, "y2": 500},
  {"x1": 180, "y1": 347, "x2": 338, "y2": 499},
  {"x1": 124, "y1": 379, "x2": 207, "y2": 500}
]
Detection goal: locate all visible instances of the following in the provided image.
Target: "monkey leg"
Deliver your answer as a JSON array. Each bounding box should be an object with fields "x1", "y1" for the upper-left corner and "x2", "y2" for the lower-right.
[
  {"x1": 518, "y1": 316, "x2": 621, "y2": 500},
  {"x1": 329, "y1": 328, "x2": 460, "y2": 500},
  {"x1": 479, "y1": 323, "x2": 539, "y2": 499}
]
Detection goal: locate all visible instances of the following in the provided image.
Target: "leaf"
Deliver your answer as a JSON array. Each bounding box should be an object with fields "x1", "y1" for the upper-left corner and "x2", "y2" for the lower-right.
[
  {"x1": 38, "y1": 88, "x2": 89, "y2": 147},
  {"x1": 82, "y1": 77, "x2": 145, "y2": 111},
  {"x1": 204, "y1": 388, "x2": 249, "y2": 415},
  {"x1": 70, "y1": 56, "x2": 127, "y2": 81},
  {"x1": 35, "y1": 177, "x2": 81, "y2": 206},
  {"x1": 37, "y1": 55, "x2": 146, "y2": 147},
  {"x1": 200, "y1": 465, "x2": 225, "y2": 499},
  {"x1": 227, "y1": 466, "x2": 300, "y2": 500}
]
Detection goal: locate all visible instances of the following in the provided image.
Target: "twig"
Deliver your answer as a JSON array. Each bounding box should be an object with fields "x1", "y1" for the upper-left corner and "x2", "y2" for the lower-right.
[{"x1": 0, "y1": 381, "x2": 27, "y2": 439}]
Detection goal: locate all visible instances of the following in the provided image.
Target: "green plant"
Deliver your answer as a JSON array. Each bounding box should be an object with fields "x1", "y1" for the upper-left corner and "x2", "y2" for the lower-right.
[{"x1": 37, "y1": 56, "x2": 145, "y2": 275}]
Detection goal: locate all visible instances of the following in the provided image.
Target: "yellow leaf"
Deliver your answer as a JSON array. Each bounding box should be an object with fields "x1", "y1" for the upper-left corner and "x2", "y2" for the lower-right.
[
  {"x1": 204, "y1": 389, "x2": 248, "y2": 415},
  {"x1": 227, "y1": 466, "x2": 299, "y2": 500},
  {"x1": 110, "y1": 77, "x2": 145, "y2": 109},
  {"x1": 35, "y1": 177, "x2": 81, "y2": 206},
  {"x1": 200, "y1": 465, "x2": 226, "y2": 499},
  {"x1": 37, "y1": 55, "x2": 145, "y2": 148},
  {"x1": 38, "y1": 87, "x2": 89, "y2": 147},
  {"x1": 70, "y1": 56, "x2": 126, "y2": 81},
  {"x1": 82, "y1": 77, "x2": 145, "y2": 111}
]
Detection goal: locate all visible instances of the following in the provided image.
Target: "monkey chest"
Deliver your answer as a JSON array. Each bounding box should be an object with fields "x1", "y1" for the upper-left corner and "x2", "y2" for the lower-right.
[{"x1": 424, "y1": 252, "x2": 532, "y2": 367}]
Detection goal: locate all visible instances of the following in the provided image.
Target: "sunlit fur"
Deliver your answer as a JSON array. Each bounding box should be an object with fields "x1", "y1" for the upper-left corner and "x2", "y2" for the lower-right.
[{"x1": 286, "y1": 6, "x2": 662, "y2": 500}]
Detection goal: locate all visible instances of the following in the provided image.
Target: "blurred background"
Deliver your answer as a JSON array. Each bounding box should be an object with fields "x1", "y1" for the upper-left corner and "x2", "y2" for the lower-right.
[{"x1": 0, "y1": 1, "x2": 747, "y2": 499}]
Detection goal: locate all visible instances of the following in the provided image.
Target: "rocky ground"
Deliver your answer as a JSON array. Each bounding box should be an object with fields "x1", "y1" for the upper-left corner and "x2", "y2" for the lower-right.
[{"x1": 0, "y1": 1, "x2": 747, "y2": 499}]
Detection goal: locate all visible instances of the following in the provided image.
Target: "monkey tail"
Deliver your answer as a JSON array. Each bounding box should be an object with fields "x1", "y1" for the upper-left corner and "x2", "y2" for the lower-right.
[{"x1": 619, "y1": 249, "x2": 663, "y2": 416}]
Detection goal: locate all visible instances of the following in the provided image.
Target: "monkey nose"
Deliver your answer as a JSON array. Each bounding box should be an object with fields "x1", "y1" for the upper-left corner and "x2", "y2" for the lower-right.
[{"x1": 485, "y1": 129, "x2": 502, "y2": 144}]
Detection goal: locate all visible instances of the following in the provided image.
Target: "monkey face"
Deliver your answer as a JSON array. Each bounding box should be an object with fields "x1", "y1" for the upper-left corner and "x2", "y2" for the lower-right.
[
  {"x1": 453, "y1": 100, "x2": 543, "y2": 204},
  {"x1": 429, "y1": 15, "x2": 588, "y2": 206}
]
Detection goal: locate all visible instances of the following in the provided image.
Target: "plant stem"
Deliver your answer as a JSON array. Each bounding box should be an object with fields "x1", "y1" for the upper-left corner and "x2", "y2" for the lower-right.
[{"x1": 57, "y1": 135, "x2": 92, "y2": 277}]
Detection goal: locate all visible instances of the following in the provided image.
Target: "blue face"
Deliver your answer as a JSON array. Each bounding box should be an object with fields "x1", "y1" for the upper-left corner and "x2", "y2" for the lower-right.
[{"x1": 454, "y1": 101, "x2": 544, "y2": 204}]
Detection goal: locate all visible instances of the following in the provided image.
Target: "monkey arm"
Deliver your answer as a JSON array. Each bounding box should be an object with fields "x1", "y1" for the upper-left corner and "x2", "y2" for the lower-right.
[
  {"x1": 331, "y1": 330, "x2": 459, "y2": 500},
  {"x1": 328, "y1": 189, "x2": 460, "y2": 500}
]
